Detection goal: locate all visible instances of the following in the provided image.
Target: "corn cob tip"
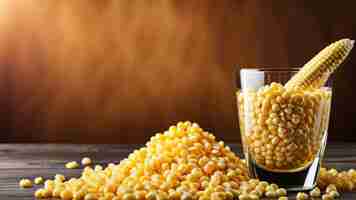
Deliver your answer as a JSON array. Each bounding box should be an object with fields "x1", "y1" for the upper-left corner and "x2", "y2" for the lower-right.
[
  {"x1": 285, "y1": 38, "x2": 354, "y2": 90},
  {"x1": 343, "y1": 38, "x2": 354, "y2": 48}
]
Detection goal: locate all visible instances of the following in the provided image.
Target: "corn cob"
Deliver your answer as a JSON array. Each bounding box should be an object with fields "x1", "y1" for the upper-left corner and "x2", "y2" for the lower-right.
[{"x1": 285, "y1": 38, "x2": 354, "y2": 90}]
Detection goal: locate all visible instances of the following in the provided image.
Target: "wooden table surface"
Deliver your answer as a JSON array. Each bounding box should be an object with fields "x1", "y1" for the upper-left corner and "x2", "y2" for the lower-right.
[{"x1": 1, "y1": 143, "x2": 356, "y2": 200}]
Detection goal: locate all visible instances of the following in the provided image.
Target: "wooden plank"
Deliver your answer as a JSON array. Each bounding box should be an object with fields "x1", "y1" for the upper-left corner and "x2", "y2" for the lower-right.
[{"x1": 0, "y1": 143, "x2": 356, "y2": 199}]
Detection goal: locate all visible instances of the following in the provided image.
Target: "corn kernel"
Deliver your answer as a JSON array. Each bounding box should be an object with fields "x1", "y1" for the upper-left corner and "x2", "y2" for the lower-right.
[
  {"x1": 146, "y1": 191, "x2": 158, "y2": 200},
  {"x1": 66, "y1": 161, "x2": 80, "y2": 169},
  {"x1": 19, "y1": 178, "x2": 33, "y2": 188},
  {"x1": 34, "y1": 177, "x2": 44, "y2": 185},
  {"x1": 55, "y1": 174, "x2": 66, "y2": 182},
  {"x1": 249, "y1": 194, "x2": 260, "y2": 200},
  {"x1": 265, "y1": 190, "x2": 277, "y2": 198},
  {"x1": 296, "y1": 192, "x2": 308, "y2": 200},
  {"x1": 238, "y1": 194, "x2": 250, "y2": 200},
  {"x1": 326, "y1": 184, "x2": 337, "y2": 193},
  {"x1": 60, "y1": 190, "x2": 73, "y2": 200},
  {"x1": 310, "y1": 187, "x2": 321, "y2": 197},
  {"x1": 329, "y1": 191, "x2": 340, "y2": 198},
  {"x1": 52, "y1": 187, "x2": 63, "y2": 197},
  {"x1": 35, "y1": 188, "x2": 45, "y2": 198},
  {"x1": 73, "y1": 190, "x2": 86, "y2": 200},
  {"x1": 276, "y1": 188, "x2": 287, "y2": 196},
  {"x1": 123, "y1": 193, "x2": 136, "y2": 200},
  {"x1": 85, "y1": 193, "x2": 99, "y2": 200},
  {"x1": 322, "y1": 194, "x2": 334, "y2": 200},
  {"x1": 42, "y1": 189, "x2": 52, "y2": 198}
]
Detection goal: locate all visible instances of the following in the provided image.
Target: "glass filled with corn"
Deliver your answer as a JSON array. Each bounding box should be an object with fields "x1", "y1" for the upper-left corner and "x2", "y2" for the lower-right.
[{"x1": 236, "y1": 68, "x2": 332, "y2": 191}]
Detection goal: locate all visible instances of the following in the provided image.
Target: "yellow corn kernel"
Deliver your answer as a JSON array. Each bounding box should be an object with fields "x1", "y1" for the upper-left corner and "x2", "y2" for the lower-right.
[
  {"x1": 66, "y1": 161, "x2": 80, "y2": 169},
  {"x1": 55, "y1": 174, "x2": 66, "y2": 182},
  {"x1": 238, "y1": 194, "x2": 250, "y2": 200},
  {"x1": 248, "y1": 194, "x2": 259, "y2": 200},
  {"x1": 19, "y1": 178, "x2": 33, "y2": 188},
  {"x1": 310, "y1": 187, "x2": 321, "y2": 197},
  {"x1": 285, "y1": 38, "x2": 354, "y2": 90},
  {"x1": 123, "y1": 193, "x2": 136, "y2": 200},
  {"x1": 42, "y1": 189, "x2": 52, "y2": 198},
  {"x1": 168, "y1": 191, "x2": 181, "y2": 200},
  {"x1": 73, "y1": 190, "x2": 86, "y2": 200},
  {"x1": 224, "y1": 192, "x2": 233, "y2": 200},
  {"x1": 134, "y1": 191, "x2": 146, "y2": 200},
  {"x1": 296, "y1": 192, "x2": 309, "y2": 200},
  {"x1": 146, "y1": 191, "x2": 158, "y2": 200},
  {"x1": 203, "y1": 162, "x2": 216, "y2": 175},
  {"x1": 276, "y1": 188, "x2": 287, "y2": 197},
  {"x1": 95, "y1": 165, "x2": 103, "y2": 171},
  {"x1": 34, "y1": 177, "x2": 44, "y2": 185},
  {"x1": 265, "y1": 190, "x2": 277, "y2": 198},
  {"x1": 35, "y1": 188, "x2": 45, "y2": 198},
  {"x1": 44, "y1": 179, "x2": 54, "y2": 187},
  {"x1": 181, "y1": 192, "x2": 193, "y2": 200},
  {"x1": 326, "y1": 184, "x2": 337, "y2": 193},
  {"x1": 52, "y1": 187, "x2": 63, "y2": 198},
  {"x1": 322, "y1": 194, "x2": 334, "y2": 200},
  {"x1": 85, "y1": 193, "x2": 99, "y2": 200},
  {"x1": 60, "y1": 190, "x2": 73, "y2": 200},
  {"x1": 329, "y1": 190, "x2": 340, "y2": 198}
]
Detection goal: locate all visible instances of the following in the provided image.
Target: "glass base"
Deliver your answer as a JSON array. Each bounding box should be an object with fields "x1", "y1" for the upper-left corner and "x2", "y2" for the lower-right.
[{"x1": 247, "y1": 155, "x2": 321, "y2": 191}]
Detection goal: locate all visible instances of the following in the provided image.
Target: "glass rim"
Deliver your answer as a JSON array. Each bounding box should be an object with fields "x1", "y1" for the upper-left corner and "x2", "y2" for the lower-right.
[{"x1": 239, "y1": 67, "x2": 301, "y2": 72}]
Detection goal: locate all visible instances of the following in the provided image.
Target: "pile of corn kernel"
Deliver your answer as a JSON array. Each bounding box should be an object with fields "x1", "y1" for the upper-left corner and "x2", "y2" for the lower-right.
[
  {"x1": 237, "y1": 82, "x2": 332, "y2": 170},
  {"x1": 21, "y1": 122, "x2": 250, "y2": 200}
]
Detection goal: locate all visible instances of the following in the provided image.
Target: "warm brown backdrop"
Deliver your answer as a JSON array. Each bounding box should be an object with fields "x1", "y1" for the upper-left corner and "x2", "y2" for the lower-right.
[{"x1": 0, "y1": 0, "x2": 355, "y2": 143}]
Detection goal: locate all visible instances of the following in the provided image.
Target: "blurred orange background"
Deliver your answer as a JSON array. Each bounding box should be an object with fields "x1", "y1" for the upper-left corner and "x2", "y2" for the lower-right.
[{"x1": 0, "y1": 1, "x2": 355, "y2": 143}]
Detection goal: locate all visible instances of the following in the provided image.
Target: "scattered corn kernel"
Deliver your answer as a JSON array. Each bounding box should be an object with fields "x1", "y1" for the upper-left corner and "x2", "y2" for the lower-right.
[
  {"x1": 296, "y1": 192, "x2": 308, "y2": 200},
  {"x1": 276, "y1": 188, "x2": 287, "y2": 196},
  {"x1": 329, "y1": 190, "x2": 340, "y2": 198},
  {"x1": 310, "y1": 187, "x2": 321, "y2": 197},
  {"x1": 19, "y1": 178, "x2": 33, "y2": 188},
  {"x1": 66, "y1": 161, "x2": 80, "y2": 169},
  {"x1": 322, "y1": 194, "x2": 334, "y2": 200},
  {"x1": 34, "y1": 177, "x2": 44, "y2": 185},
  {"x1": 82, "y1": 157, "x2": 92, "y2": 165}
]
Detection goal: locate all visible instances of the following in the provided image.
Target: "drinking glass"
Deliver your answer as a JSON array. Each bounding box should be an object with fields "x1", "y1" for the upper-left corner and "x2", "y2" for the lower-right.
[{"x1": 236, "y1": 68, "x2": 332, "y2": 191}]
